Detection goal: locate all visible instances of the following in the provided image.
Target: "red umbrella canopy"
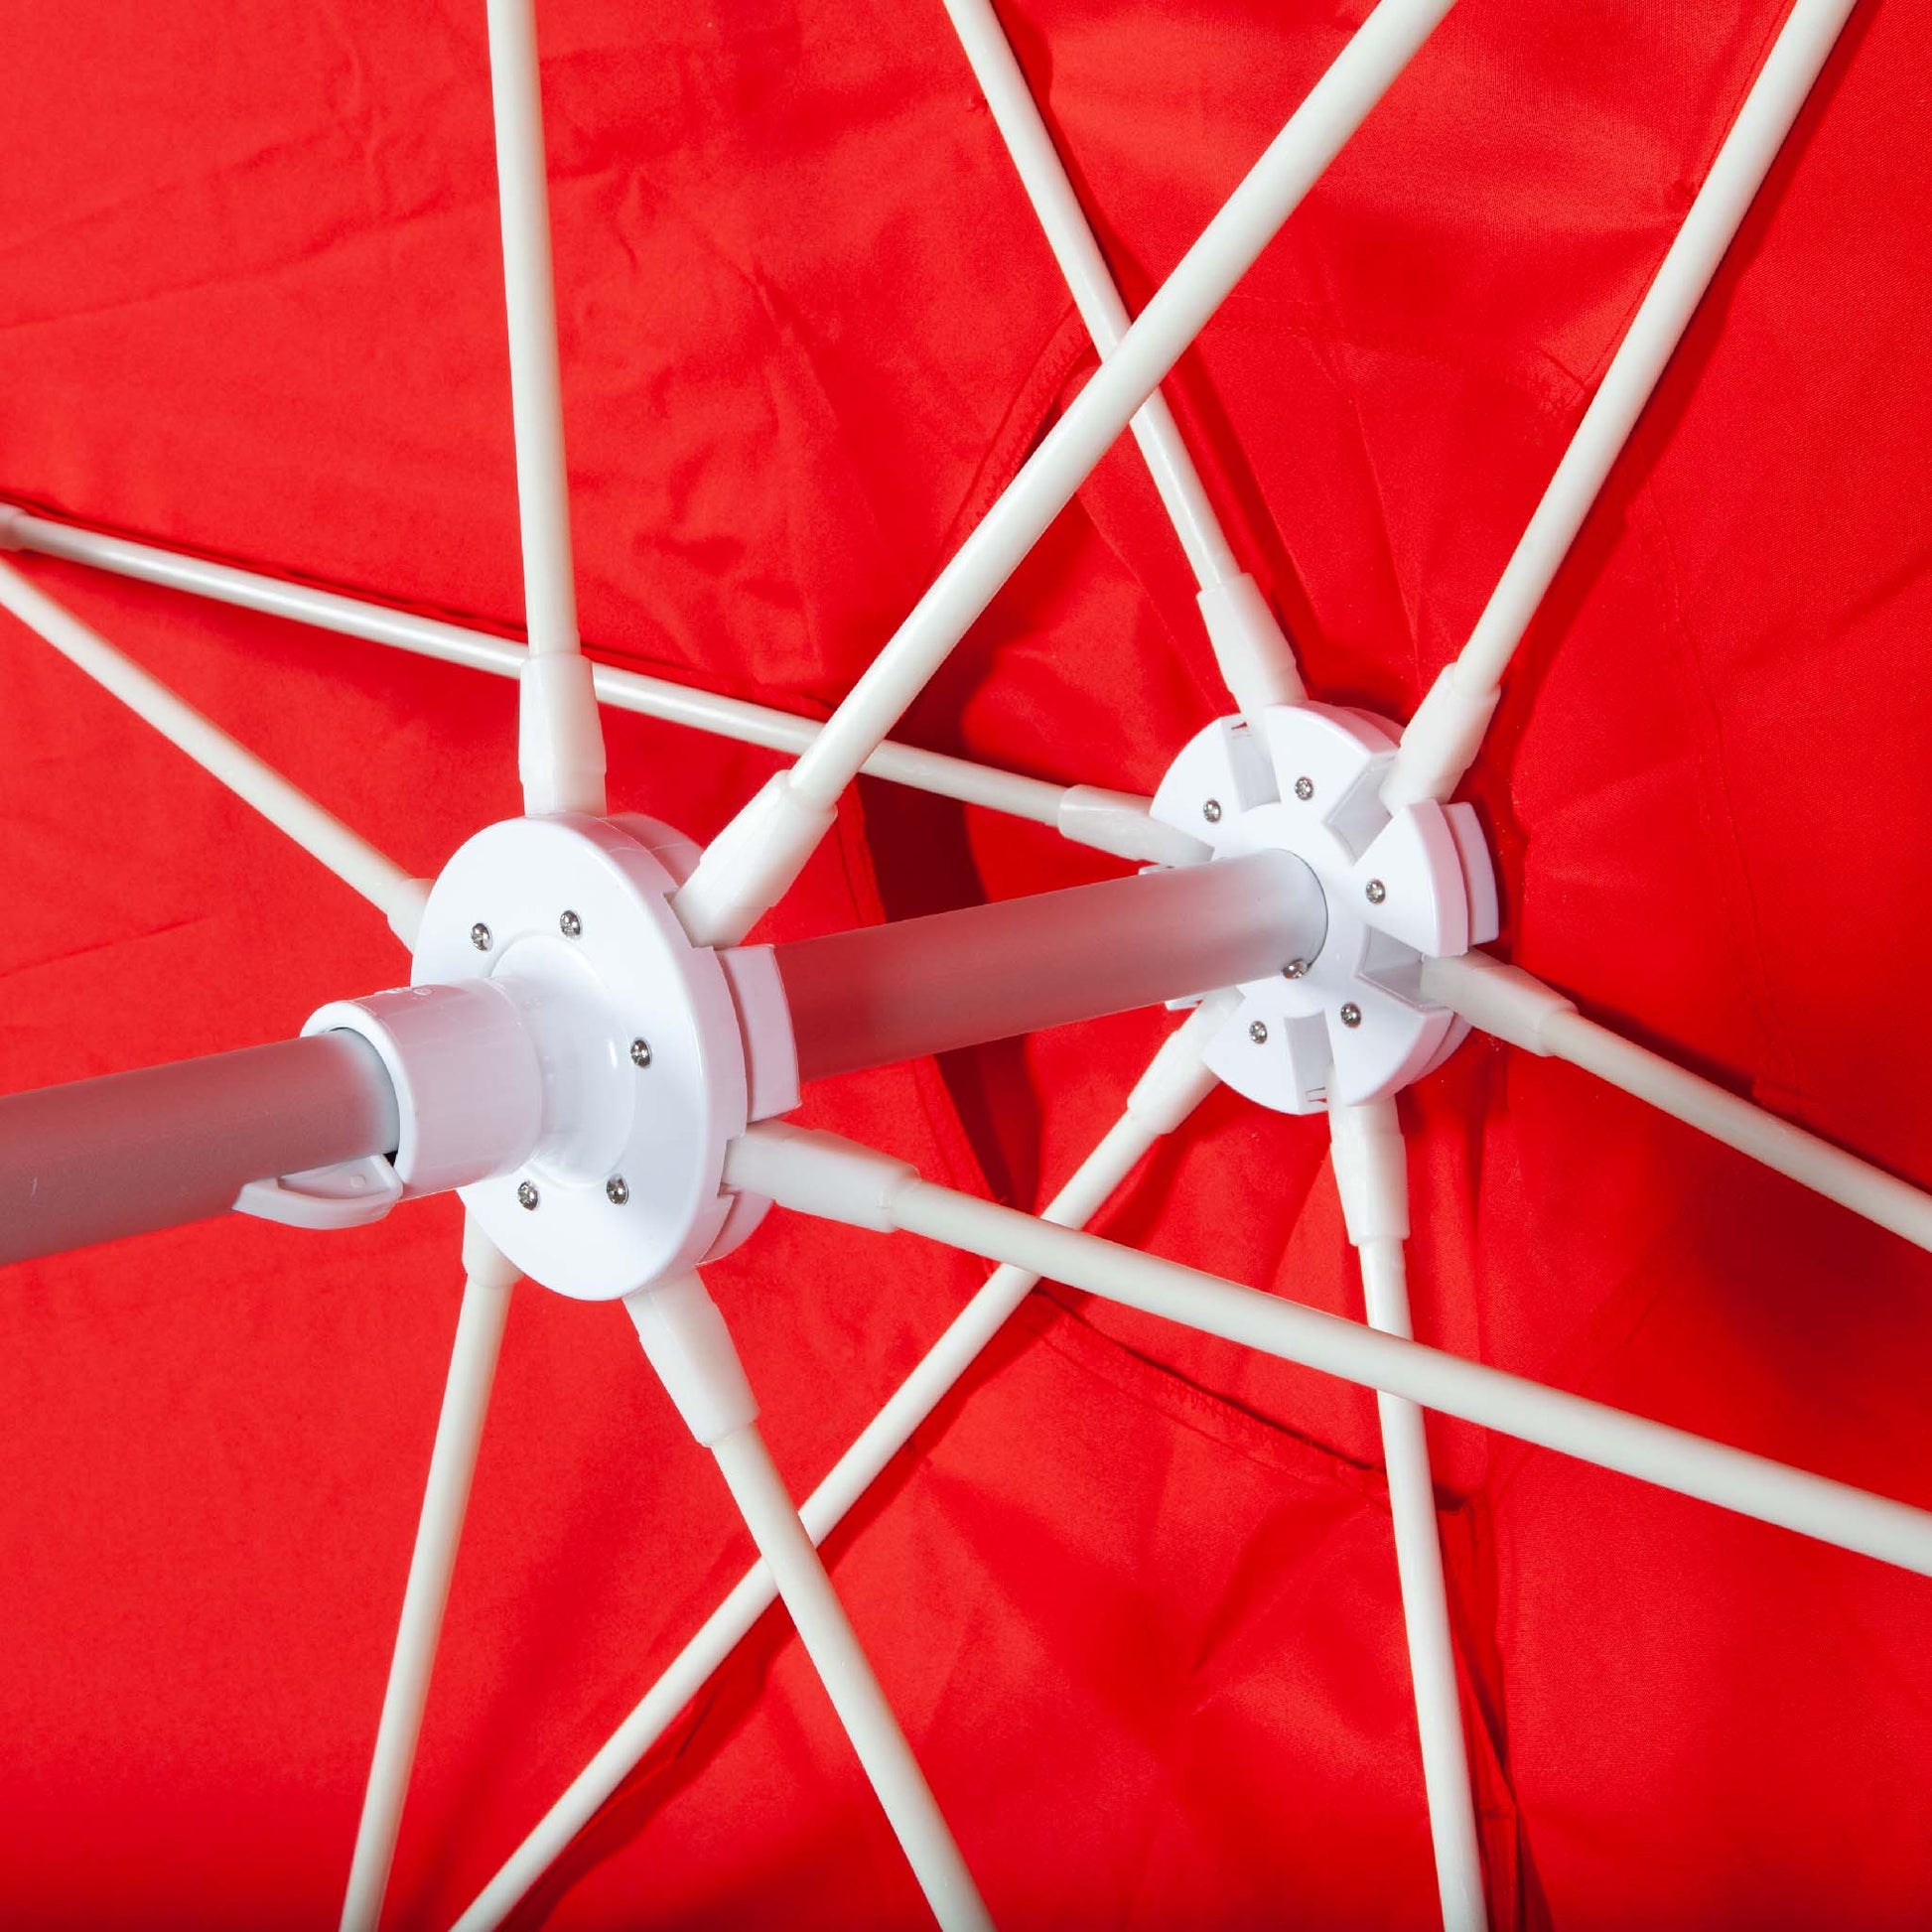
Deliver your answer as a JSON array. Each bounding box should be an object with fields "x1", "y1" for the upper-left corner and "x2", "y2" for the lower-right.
[{"x1": 3, "y1": 1, "x2": 1930, "y2": 1926}]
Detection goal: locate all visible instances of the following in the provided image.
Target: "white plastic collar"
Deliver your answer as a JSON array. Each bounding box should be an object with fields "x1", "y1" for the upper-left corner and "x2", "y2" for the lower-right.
[
  {"x1": 304, "y1": 979, "x2": 543, "y2": 1196},
  {"x1": 722, "y1": 1123, "x2": 916, "y2": 1231}
]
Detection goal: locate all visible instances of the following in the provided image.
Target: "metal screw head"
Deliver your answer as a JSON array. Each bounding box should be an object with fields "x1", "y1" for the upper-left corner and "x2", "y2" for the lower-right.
[
  {"x1": 559, "y1": 909, "x2": 583, "y2": 939},
  {"x1": 1282, "y1": 958, "x2": 1309, "y2": 980},
  {"x1": 1365, "y1": 879, "x2": 1387, "y2": 905},
  {"x1": 1339, "y1": 1002, "x2": 1363, "y2": 1029},
  {"x1": 1248, "y1": 1020, "x2": 1269, "y2": 1044},
  {"x1": 629, "y1": 1036, "x2": 652, "y2": 1068},
  {"x1": 516, "y1": 1179, "x2": 540, "y2": 1210},
  {"x1": 470, "y1": 921, "x2": 492, "y2": 952},
  {"x1": 1202, "y1": 798, "x2": 1223, "y2": 824},
  {"x1": 606, "y1": 1175, "x2": 630, "y2": 1206},
  {"x1": 1293, "y1": 776, "x2": 1314, "y2": 802}
]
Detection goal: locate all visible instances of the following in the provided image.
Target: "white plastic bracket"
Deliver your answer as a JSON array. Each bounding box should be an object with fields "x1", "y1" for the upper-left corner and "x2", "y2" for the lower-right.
[
  {"x1": 234, "y1": 1154, "x2": 403, "y2": 1230},
  {"x1": 1150, "y1": 703, "x2": 1499, "y2": 1113}
]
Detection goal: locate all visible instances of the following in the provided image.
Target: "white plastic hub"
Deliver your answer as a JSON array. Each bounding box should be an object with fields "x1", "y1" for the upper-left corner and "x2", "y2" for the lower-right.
[
  {"x1": 1150, "y1": 704, "x2": 1498, "y2": 1114},
  {"x1": 405, "y1": 813, "x2": 788, "y2": 1300}
]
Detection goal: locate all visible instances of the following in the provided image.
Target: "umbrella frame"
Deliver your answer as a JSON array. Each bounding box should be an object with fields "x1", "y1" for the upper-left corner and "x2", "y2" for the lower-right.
[{"x1": 0, "y1": 1, "x2": 1903, "y2": 1930}]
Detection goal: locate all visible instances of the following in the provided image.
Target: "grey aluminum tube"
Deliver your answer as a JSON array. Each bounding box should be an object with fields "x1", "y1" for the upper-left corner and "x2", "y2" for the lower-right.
[
  {"x1": 0, "y1": 1033, "x2": 400, "y2": 1265},
  {"x1": 2, "y1": 853, "x2": 1321, "y2": 1262},
  {"x1": 774, "y1": 848, "x2": 1324, "y2": 1085}
]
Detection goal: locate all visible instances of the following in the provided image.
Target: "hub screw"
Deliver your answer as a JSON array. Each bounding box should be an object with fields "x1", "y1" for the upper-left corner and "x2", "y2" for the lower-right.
[
  {"x1": 1248, "y1": 1020, "x2": 1269, "y2": 1044},
  {"x1": 1202, "y1": 798, "x2": 1223, "y2": 824},
  {"x1": 629, "y1": 1037, "x2": 652, "y2": 1068},
  {"x1": 1293, "y1": 776, "x2": 1314, "y2": 801},
  {"x1": 559, "y1": 909, "x2": 583, "y2": 938},
  {"x1": 1365, "y1": 879, "x2": 1387, "y2": 905},
  {"x1": 470, "y1": 921, "x2": 492, "y2": 952},
  {"x1": 606, "y1": 1175, "x2": 630, "y2": 1206},
  {"x1": 1339, "y1": 1003, "x2": 1362, "y2": 1029},
  {"x1": 1283, "y1": 958, "x2": 1309, "y2": 980},
  {"x1": 516, "y1": 1179, "x2": 540, "y2": 1210}
]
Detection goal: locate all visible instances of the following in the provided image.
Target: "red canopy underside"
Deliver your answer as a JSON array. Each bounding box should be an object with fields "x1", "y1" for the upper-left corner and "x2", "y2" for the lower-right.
[{"x1": 2, "y1": 2, "x2": 1929, "y2": 1926}]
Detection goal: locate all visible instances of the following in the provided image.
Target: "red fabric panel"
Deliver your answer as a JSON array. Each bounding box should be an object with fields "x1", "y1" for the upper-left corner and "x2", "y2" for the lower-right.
[{"x1": 3, "y1": 2, "x2": 1930, "y2": 1927}]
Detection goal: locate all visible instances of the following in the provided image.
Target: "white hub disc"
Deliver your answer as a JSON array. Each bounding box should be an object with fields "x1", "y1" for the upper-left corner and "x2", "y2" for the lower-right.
[
  {"x1": 411, "y1": 813, "x2": 768, "y2": 1299},
  {"x1": 1150, "y1": 704, "x2": 1498, "y2": 1114}
]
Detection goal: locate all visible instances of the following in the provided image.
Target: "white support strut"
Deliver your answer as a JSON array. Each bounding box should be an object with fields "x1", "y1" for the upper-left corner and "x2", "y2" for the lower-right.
[
  {"x1": 1425, "y1": 950, "x2": 1932, "y2": 1254},
  {"x1": 0, "y1": 507, "x2": 1186, "y2": 867},
  {"x1": 340, "y1": 1222, "x2": 519, "y2": 1932},
  {"x1": 621, "y1": 1274, "x2": 993, "y2": 1932},
  {"x1": 1329, "y1": 1101, "x2": 1485, "y2": 1932},
  {"x1": 448, "y1": 1000, "x2": 1231, "y2": 1932},
  {"x1": 672, "y1": 0, "x2": 1460, "y2": 947},
  {"x1": 726, "y1": 1124, "x2": 1932, "y2": 1579},
  {"x1": 1384, "y1": 0, "x2": 1862, "y2": 810},
  {"x1": 938, "y1": 0, "x2": 1305, "y2": 717},
  {"x1": 0, "y1": 555, "x2": 427, "y2": 944},
  {"x1": 709, "y1": 1420, "x2": 995, "y2": 1932},
  {"x1": 484, "y1": 0, "x2": 608, "y2": 817}
]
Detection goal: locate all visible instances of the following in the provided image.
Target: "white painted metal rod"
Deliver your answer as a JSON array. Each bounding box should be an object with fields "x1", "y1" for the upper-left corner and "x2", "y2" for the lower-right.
[
  {"x1": 883, "y1": 1183, "x2": 1932, "y2": 1574},
  {"x1": 939, "y1": 0, "x2": 1237, "y2": 592},
  {"x1": 710, "y1": 1422, "x2": 994, "y2": 1931},
  {"x1": 1359, "y1": 1237, "x2": 1485, "y2": 1932},
  {"x1": 1328, "y1": 1098, "x2": 1484, "y2": 1932},
  {"x1": 0, "y1": 508, "x2": 1186, "y2": 859},
  {"x1": 1384, "y1": 0, "x2": 1860, "y2": 809},
  {"x1": 484, "y1": 0, "x2": 580, "y2": 663},
  {"x1": 484, "y1": 0, "x2": 606, "y2": 816},
  {"x1": 1425, "y1": 950, "x2": 1932, "y2": 1255},
  {"x1": 725, "y1": 1126, "x2": 1932, "y2": 1578},
  {"x1": 674, "y1": 0, "x2": 1456, "y2": 942},
  {"x1": 782, "y1": 0, "x2": 1451, "y2": 809},
  {"x1": 627, "y1": 1281, "x2": 986, "y2": 1926},
  {"x1": 448, "y1": 1003, "x2": 1227, "y2": 1932},
  {"x1": 0, "y1": 555, "x2": 424, "y2": 937},
  {"x1": 341, "y1": 1224, "x2": 518, "y2": 1932},
  {"x1": 707, "y1": 1422, "x2": 989, "y2": 1932},
  {"x1": 938, "y1": 0, "x2": 1306, "y2": 719}
]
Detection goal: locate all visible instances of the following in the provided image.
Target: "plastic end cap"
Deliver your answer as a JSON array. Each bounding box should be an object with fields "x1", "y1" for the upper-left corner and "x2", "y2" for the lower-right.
[
  {"x1": 1328, "y1": 1099, "x2": 1410, "y2": 1244},
  {"x1": 518, "y1": 651, "x2": 609, "y2": 817},
  {"x1": 1197, "y1": 574, "x2": 1307, "y2": 717},
  {"x1": 722, "y1": 1124, "x2": 915, "y2": 1231},
  {"x1": 624, "y1": 1274, "x2": 759, "y2": 1447},
  {"x1": 1418, "y1": 951, "x2": 1576, "y2": 1055},
  {"x1": 673, "y1": 773, "x2": 838, "y2": 949},
  {"x1": 1382, "y1": 661, "x2": 1501, "y2": 811}
]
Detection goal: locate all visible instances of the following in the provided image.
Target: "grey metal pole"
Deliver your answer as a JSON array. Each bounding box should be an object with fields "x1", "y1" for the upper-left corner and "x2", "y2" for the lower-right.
[{"x1": 0, "y1": 1032, "x2": 399, "y2": 1265}]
